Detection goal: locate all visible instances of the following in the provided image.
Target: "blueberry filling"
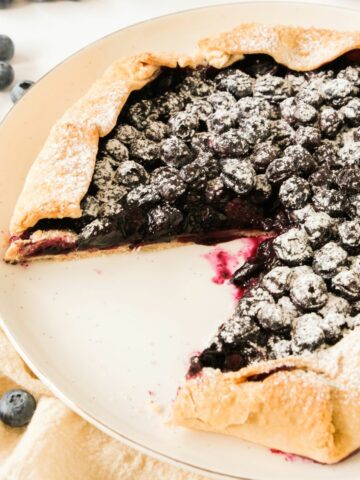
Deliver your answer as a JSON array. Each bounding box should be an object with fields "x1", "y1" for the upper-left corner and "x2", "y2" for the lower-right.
[{"x1": 19, "y1": 54, "x2": 360, "y2": 371}]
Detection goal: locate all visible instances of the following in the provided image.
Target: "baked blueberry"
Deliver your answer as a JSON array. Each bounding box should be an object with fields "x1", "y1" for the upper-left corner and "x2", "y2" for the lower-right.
[
  {"x1": 81, "y1": 195, "x2": 100, "y2": 219},
  {"x1": 161, "y1": 136, "x2": 193, "y2": 168},
  {"x1": 92, "y1": 157, "x2": 114, "y2": 190},
  {"x1": 208, "y1": 91, "x2": 236, "y2": 109},
  {"x1": 293, "y1": 314, "x2": 325, "y2": 352},
  {"x1": 130, "y1": 138, "x2": 160, "y2": 165},
  {"x1": 321, "y1": 78, "x2": 355, "y2": 108},
  {"x1": 126, "y1": 184, "x2": 160, "y2": 208},
  {"x1": 284, "y1": 145, "x2": 317, "y2": 176},
  {"x1": 147, "y1": 204, "x2": 183, "y2": 236},
  {"x1": 191, "y1": 132, "x2": 213, "y2": 154},
  {"x1": 127, "y1": 99, "x2": 157, "y2": 128},
  {"x1": 114, "y1": 124, "x2": 141, "y2": 144},
  {"x1": 337, "y1": 144, "x2": 360, "y2": 168},
  {"x1": 296, "y1": 82, "x2": 323, "y2": 107},
  {"x1": 251, "y1": 174, "x2": 272, "y2": 203},
  {"x1": 180, "y1": 72, "x2": 214, "y2": 97},
  {"x1": 312, "y1": 187, "x2": 348, "y2": 217},
  {"x1": 145, "y1": 121, "x2": 170, "y2": 142},
  {"x1": 269, "y1": 120, "x2": 294, "y2": 148},
  {"x1": 254, "y1": 74, "x2": 292, "y2": 103},
  {"x1": 195, "y1": 151, "x2": 219, "y2": 179},
  {"x1": 303, "y1": 212, "x2": 335, "y2": 247},
  {"x1": 319, "y1": 107, "x2": 343, "y2": 138},
  {"x1": 235, "y1": 96, "x2": 272, "y2": 119},
  {"x1": 338, "y1": 65, "x2": 360, "y2": 87},
  {"x1": 217, "y1": 70, "x2": 253, "y2": 98},
  {"x1": 320, "y1": 312, "x2": 346, "y2": 344},
  {"x1": 309, "y1": 167, "x2": 336, "y2": 188},
  {"x1": 239, "y1": 116, "x2": 271, "y2": 145},
  {"x1": 257, "y1": 302, "x2": 292, "y2": 331},
  {"x1": 204, "y1": 177, "x2": 225, "y2": 203},
  {"x1": 294, "y1": 126, "x2": 321, "y2": 150},
  {"x1": 219, "y1": 314, "x2": 261, "y2": 345},
  {"x1": 179, "y1": 162, "x2": 207, "y2": 191},
  {"x1": 210, "y1": 129, "x2": 251, "y2": 157},
  {"x1": 79, "y1": 218, "x2": 124, "y2": 248},
  {"x1": 336, "y1": 167, "x2": 360, "y2": 194},
  {"x1": 338, "y1": 220, "x2": 360, "y2": 252},
  {"x1": 290, "y1": 272, "x2": 328, "y2": 310},
  {"x1": 350, "y1": 193, "x2": 360, "y2": 218},
  {"x1": 186, "y1": 99, "x2": 214, "y2": 122},
  {"x1": 314, "y1": 141, "x2": 338, "y2": 167},
  {"x1": 250, "y1": 142, "x2": 280, "y2": 172},
  {"x1": 290, "y1": 204, "x2": 316, "y2": 223},
  {"x1": 313, "y1": 242, "x2": 348, "y2": 279},
  {"x1": 262, "y1": 266, "x2": 292, "y2": 297},
  {"x1": 237, "y1": 287, "x2": 275, "y2": 318},
  {"x1": 341, "y1": 98, "x2": 360, "y2": 126},
  {"x1": 206, "y1": 109, "x2": 236, "y2": 133},
  {"x1": 103, "y1": 138, "x2": 129, "y2": 162},
  {"x1": 266, "y1": 156, "x2": 296, "y2": 184},
  {"x1": 277, "y1": 296, "x2": 299, "y2": 319},
  {"x1": 332, "y1": 269, "x2": 360, "y2": 300},
  {"x1": 279, "y1": 176, "x2": 311, "y2": 210},
  {"x1": 0, "y1": 389, "x2": 36, "y2": 427},
  {"x1": 273, "y1": 228, "x2": 313, "y2": 265},
  {"x1": 231, "y1": 260, "x2": 263, "y2": 287},
  {"x1": 114, "y1": 161, "x2": 148, "y2": 188},
  {"x1": 170, "y1": 111, "x2": 199, "y2": 140},
  {"x1": 268, "y1": 338, "x2": 293, "y2": 359},
  {"x1": 154, "y1": 91, "x2": 184, "y2": 118},
  {"x1": 97, "y1": 184, "x2": 128, "y2": 217},
  {"x1": 186, "y1": 205, "x2": 225, "y2": 231},
  {"x1": 281, "y1": 97, "x2": 317, "y2": 126},
  {"x1": 319, "y1": 293, "x2": 351, "y2": 316},
  {"x1": 220, "y1": 158, "x2": 255, "y2": 195}
]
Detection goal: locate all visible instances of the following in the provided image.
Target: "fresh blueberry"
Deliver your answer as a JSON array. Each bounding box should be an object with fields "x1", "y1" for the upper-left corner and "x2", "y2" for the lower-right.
[
  {"x1": 10, "y1": 80, "x2": 34, "y2": 103},
  {"x1": 0, "y1": 0, "x2": 13, "y2": 9},
  {"x1": 0, "y1": 389, "x2": 36, "y2": 427},
  {"x1": 0, "y1": 34, "x2": 14, "y2": 61},
  {"x1": 0, "y1": 62, "x2": 14, "y2": 90}
]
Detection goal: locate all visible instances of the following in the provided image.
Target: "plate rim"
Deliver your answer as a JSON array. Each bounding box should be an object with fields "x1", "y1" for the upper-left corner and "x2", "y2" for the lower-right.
[{"x1": 1, "y1": 2, "x2": 360, "y2": 479}]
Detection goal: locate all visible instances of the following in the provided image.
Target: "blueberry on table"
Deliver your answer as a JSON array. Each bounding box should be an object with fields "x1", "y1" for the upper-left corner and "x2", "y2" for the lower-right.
[
  {"x1": 0, "y1": 34, "x2": 14, "y2": 61},
  {"x1": 0, "y1": 0, "x2": 13, "y2": 9},
  {"x1": 10, "y1": 80, "x2": 34, "y2": 103},
  {"x1": 0, "y1": 62, "x2": 14, "y2": 90},
  {"x1": 0, "y1": 389, "x2": 36, "y2": 427}
]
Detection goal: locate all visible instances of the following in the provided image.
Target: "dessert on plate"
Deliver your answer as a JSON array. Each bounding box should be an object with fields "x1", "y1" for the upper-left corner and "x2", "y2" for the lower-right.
[{"x1": 4, "y1": 23, "x2": 360, "y2": 464}]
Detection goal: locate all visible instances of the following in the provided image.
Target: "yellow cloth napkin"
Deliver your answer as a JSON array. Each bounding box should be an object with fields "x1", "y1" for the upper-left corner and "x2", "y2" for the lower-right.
[{"x1": 0, "y1": 329, "x2": 206, "y2": 480}]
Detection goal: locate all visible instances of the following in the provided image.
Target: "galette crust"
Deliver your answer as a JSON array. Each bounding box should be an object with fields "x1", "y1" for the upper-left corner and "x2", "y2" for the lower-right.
[
  {"x1": 172, "y1": 328, "x2": 360, "y2": 464},
  {"x1": 6, "y1": 23, "x2": 360, "y2": 263}
]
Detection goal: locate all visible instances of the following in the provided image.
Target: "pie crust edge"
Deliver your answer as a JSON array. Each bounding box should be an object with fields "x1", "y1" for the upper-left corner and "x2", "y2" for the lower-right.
[{"x1": 172, "y1": 328, "x2": 360, "y2": 464}]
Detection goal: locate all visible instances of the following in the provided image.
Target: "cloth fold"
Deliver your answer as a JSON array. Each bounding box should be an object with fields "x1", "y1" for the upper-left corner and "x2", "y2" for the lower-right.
[{"x1": 0, "y1": 329, "x2": 205, "y2": 480}]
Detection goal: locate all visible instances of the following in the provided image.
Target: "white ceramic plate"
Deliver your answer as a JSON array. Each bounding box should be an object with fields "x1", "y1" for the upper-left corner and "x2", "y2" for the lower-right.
[{"x1": 1, "y1": 3, "x2": 360, "y2": 479}]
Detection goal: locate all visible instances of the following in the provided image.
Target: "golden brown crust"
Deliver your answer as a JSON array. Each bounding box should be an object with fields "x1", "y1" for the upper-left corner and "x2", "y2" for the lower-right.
[
  {"x1": 172, "y1": 329, "x2": 360, "y2": 464},
  {"x1": 199, "y1": 23, "x2": 360, "y2": 70}
]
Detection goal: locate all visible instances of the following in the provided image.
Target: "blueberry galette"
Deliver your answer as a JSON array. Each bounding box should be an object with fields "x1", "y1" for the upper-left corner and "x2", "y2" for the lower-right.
[{"x1": 5, "y1": 24, "x2": 360, "y2": 463}]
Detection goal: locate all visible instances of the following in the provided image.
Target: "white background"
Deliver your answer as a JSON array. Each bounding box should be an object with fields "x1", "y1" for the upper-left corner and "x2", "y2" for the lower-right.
[{"x1": 1, "y1": 0, "x2": 360, "y2": 120}]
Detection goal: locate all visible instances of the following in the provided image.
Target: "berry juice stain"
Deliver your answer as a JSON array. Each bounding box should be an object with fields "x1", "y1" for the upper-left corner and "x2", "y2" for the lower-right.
[
  {"x1": 203, "y1": 236, "x2": 269, "y2": 300},
  {"x1": 270, "y1": 448, "x2": 314, "y2": 464},
  {"x1": 203, "y1": 248, "x2": 238, "y2": 285}
]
